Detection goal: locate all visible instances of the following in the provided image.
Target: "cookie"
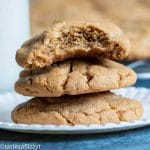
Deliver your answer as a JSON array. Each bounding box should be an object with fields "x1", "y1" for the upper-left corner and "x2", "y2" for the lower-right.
[
  {"x1": 11, "y1": 92, "x2": 143, "y2": 125},
  {"x1": 16, "y1": 22, "x2": 130, "y2": 70},
  {"x1": 93, "y1": 0, "x2": 150, "y2": 60},
  {"x1": 15, "y1": 58, "x2": 137, "y2": 97}
]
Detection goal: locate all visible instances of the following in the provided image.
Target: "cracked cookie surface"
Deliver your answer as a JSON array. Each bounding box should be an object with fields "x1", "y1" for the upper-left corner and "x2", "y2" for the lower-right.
[
  {"x1": 15, "y1": 58, "x2": 137, "y2": 97},
  {"x1": 16, "y1": 22, "x2": 130, "y2": 70},
  {"x1": 11, "y1": 92, "x2": 143, "y2": 125}
]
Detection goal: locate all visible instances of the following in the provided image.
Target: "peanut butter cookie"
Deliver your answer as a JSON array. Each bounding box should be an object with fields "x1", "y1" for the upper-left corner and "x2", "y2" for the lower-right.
[
  {"x1": 11, "y1": 92, "x2": 143, "y2": 125},
  {"x1": 16, "y1": 22, "x2": 130, "y2": 70},
  {"x1": 15, "y1": 58, "x2": 136, "y2": 97}
]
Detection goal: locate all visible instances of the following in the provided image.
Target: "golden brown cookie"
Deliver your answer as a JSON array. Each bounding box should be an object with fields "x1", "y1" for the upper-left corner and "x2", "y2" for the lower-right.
[
  {"x1": 11, "y1": 92, "x2": 143, "y2": 125},
  {"x1": 93, "y1": 0, "x2": 150, "y2": 60},
  {"x1": 15, "y1": 58, "x2": 137, "y2": 97},
  {"x1": 16, "y1": 22, "x2": 130, "y2": 70}
]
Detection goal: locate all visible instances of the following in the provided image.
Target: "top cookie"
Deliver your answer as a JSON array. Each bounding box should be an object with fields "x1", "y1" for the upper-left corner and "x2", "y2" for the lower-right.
[{"x1": 16, "y1": 22, "x2": 130, "y2": 70}]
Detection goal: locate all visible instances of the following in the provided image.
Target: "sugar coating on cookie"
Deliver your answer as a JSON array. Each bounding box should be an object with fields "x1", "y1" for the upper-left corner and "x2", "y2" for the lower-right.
[
  {"x1": 16, "y1": 22, "x2": 130, "y2": 70},
  {"x1": 15, "y1": 58, "x2": 137, "y2": 97},
  {"x1": 11, "y1": 92, "x2": 143, "y2": 125}
]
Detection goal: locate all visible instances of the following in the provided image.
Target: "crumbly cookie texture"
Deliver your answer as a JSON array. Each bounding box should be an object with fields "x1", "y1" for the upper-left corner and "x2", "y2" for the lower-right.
[
  {"x1": 16, "y1": 22, "x2": 130, "y2": 70},
  {"x1": 11, "y1": 92, "x2": 143, "y2": 125},
  {"x1": 15, "y1": 58, "x2": 137, "y2": 97}
]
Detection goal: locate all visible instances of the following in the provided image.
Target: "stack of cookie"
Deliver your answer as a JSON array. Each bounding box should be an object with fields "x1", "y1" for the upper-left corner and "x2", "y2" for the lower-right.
[{"x1": 12, "y1": 22, "x2": 143, "y2": 125}]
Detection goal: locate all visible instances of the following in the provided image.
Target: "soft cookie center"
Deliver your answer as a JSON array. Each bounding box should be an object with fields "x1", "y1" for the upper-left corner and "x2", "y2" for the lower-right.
[{"x1": 60, "y1": 26, "x2": 108, "y2": 49}]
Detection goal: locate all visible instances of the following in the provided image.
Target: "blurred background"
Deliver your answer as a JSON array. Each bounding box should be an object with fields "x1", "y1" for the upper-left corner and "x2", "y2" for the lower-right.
[
  {"x1": 0, "y1": 0, "x2": 150, "y2": 91},
  {"x1": 30, "y1": 0, "x2": 150, "y2": 60}
]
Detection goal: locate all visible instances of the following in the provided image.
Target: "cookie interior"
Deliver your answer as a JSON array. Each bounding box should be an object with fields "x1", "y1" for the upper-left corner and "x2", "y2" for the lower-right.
[
  {"x1": 54, "y1": 25, "x2": 123, "y2": 58},
  {"x1": 16, "y1": 23, "x2": 128, "y2": 70}
]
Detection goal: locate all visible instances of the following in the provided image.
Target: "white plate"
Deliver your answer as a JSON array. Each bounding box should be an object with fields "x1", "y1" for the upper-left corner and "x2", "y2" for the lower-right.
[{"x1": 0, "y1": 87, "x2": 150, "y2": 134}]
